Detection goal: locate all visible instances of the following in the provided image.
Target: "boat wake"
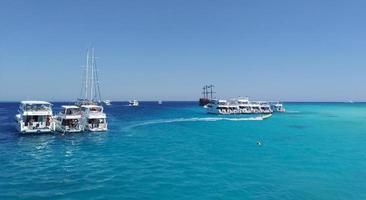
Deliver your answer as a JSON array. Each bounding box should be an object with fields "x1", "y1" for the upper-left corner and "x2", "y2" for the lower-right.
[{"x1": 122, "y1": 114, "x2": 271, "y2": 131}]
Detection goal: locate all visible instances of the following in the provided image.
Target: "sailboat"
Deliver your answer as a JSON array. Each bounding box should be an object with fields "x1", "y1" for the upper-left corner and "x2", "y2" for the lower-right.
[{"x1": 76, "y1": 47, "x2": 108, "y2": 132}]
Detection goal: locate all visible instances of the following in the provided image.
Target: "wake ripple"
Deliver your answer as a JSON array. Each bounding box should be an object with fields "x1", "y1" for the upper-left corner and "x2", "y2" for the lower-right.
[{"x1": 122, "y1": 115, "x2": 270, "y2": 131}]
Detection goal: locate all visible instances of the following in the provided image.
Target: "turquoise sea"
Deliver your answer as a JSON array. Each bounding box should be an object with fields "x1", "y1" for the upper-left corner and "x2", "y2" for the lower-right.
[{"x1": 1, "y1": 102, "x2": 366, "y2": 199}]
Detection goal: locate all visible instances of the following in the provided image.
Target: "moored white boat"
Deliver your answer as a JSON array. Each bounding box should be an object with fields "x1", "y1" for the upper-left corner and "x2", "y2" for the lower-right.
[
  {"x1": 80, "y1": 105, "x2": 108, "y2": 132},
  {"x1": 15, "y1": 101, "x2": 55, "y2": 133},
  {"x1": 76, "y1": 48, "x2": 108, "y2": 132},
  {"x1": 55, "y1": 105, "x2": 83, "y2": 133}
]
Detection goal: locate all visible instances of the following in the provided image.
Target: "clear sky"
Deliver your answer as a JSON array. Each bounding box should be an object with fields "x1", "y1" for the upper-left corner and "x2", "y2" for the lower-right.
[{"x1": 1, "y1": 0, "x2": 366, "y2": 101}]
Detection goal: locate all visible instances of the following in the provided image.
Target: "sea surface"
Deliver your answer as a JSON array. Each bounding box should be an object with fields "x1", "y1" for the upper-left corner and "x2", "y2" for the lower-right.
[{"x1": 1, "y1": 102, "x2": 366, "y2": 199}]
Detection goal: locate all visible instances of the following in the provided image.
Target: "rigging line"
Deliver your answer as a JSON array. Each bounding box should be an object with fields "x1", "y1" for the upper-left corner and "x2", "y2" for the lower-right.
[{"x1": 94, "y1": 56, "x2": 102, "y2": 103}]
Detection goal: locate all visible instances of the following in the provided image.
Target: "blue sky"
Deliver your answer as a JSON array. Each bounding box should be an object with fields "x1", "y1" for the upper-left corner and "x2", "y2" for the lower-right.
[{"x1": 1, "y1": 0, "x2": 366, "y2": 101}]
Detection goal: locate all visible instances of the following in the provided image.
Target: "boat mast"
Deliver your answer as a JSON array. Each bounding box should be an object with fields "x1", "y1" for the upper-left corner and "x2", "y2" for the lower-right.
[
  {"x1": 90, "y1": 48, "x2": 94, "y2": 101},
  {"x1": 209, "y1": 84, "x2": 214, "y2": 100},
  {"x1": 94, "y1": 56, "x2": 102, "y2": 103},
  {"x1": 85, "y1": 49, "x2": 89, "y2": 100}
]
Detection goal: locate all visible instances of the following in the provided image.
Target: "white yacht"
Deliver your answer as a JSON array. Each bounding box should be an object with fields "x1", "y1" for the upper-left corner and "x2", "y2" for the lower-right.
[
  {"x1": 55, "y1": 105, "x2": 83, "y2": 133},
  {"x1": 15, "y1": 101, "x2": 55, "y2": 133},
  {"x1": 158, "y1": 100, "x2": 163, "y2": 105},
  {"x1": 128, "y1": 100, "x2": 139, "y2": 107},
  {"x1": 271, "y1": 102, "x2": 286, "y2": 112},
  {"x1": 80, "y1": 105, "x2": 108, "y2": 132}
]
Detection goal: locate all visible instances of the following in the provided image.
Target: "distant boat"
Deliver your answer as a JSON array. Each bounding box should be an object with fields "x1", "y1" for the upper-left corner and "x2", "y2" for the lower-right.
[
  {"x1": 128, "y1": 100, "x2": 139, "y2": 107},
  {"x1": 103, "y1": 100, "x2": 111, "y2": 106},
  {"x1": 199, "y1": 84, "x2": 215, "y2": 106},
  {"x1": 206, "y1": 98, "x2": 274, "y2": 115},
  {"x1": 270, "y1": 102, "x2": 286, "y2": 112},
  {"x1": 158, "y1": 100, "x2": 163, "y2": 104}
]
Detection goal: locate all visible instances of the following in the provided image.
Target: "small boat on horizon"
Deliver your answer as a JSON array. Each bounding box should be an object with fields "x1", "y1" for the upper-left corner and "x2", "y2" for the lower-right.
[
  {"x1": 128, "y1": 100, "x2": 139, "y2": 107},
  {"x1": 15, "y1": 101, "x2": 55, "y2": 133},
  {"x1": 103, "y1": 100, "x2": 112, "y2": 106},
  {"x1": 270, "y1": 102, "x2": 286, "y2": 112}
]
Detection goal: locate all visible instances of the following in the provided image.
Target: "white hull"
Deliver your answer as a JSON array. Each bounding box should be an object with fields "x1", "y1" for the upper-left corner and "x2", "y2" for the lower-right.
[{"x1": 55, "y1": 121, "x2": 83, "y2": 133}]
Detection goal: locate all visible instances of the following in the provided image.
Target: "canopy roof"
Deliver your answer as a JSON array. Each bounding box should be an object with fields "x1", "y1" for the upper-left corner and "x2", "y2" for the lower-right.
[
  {"x1": 61, "y1": 105, "x2": 79, "y2": 109},
  {"x1": 81, "y1": 105, "x2": 102, "y2": 108},
  {"x1": 21, "y1": 101, "x2": 51, "y2": 105}
]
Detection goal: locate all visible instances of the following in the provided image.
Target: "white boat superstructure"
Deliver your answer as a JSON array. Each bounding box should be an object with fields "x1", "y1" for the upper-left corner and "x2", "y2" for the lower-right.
[
  {"x1": 207, "y1": 99, "x2": 230, "y2": 114},
  {"x1": 15, "y1": 101, "x2": 55, "y2": 133},
  {"x1": 81, "y1": 105, "x2": 108, "y2": 132},
  {"x1": 55, "y1": 105, "x2": 83, "y2": 133},
  {"x1": 258, "y1": 102, "x2": 273, "y2": 114},
  {"x1": 129, "y1": 100, "x2": 139, "y2": 106},
  {"x1": 206, "y1": 98, "x2": 279, "y2": 115},
  {"x1": 236, "y1": 97, "x2": 252, "y2": 114}
]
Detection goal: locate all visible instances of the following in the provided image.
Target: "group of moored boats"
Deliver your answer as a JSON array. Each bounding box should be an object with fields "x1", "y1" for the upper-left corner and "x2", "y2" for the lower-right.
[
  {"x1": 15, "y1": 100, "x2": 108, "y2": 133},
  {"x1": 206, "y1": 97, "x2": 285, "y2": 115},
  {"x1": 15, "y1": 48, "x2": 109, "y2": 134}
]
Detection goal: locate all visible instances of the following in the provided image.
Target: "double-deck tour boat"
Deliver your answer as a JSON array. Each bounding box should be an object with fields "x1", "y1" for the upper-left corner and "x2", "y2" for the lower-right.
[
  {"x1": 55, "y1": 105, "x2": 83, "y2": 133},
  {"x1": 80, "y1": 104, "x2": 108, "y2": 132},
  {"x1": 206, "y1": 97, "x2": 278, "y2": 115},
  {"x1": 15, "y1": 101, "x2": 55, "y2": 133}
]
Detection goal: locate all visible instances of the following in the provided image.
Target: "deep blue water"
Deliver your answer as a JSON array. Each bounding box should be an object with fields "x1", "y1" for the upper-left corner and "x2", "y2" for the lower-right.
[{"x1": 1, "y1": 102, "x2": 366, "y2": 199}]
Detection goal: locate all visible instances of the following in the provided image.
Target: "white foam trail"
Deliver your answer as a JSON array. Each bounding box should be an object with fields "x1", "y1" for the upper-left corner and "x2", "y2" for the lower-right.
[{"x1": 123, "y1": 115, "x2": 270, "y2": 131}]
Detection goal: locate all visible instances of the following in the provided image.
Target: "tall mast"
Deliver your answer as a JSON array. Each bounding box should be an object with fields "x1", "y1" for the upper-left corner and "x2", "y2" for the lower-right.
[
  {"x1": 90, "y1": 48, "x2": 94, "y2": 101},
  {"x1": 94, "y1": 57, "x2": 102, "y2": 102},
  {"x1": 85, "y1": 49, "x2": 89, "y2": 100}
]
